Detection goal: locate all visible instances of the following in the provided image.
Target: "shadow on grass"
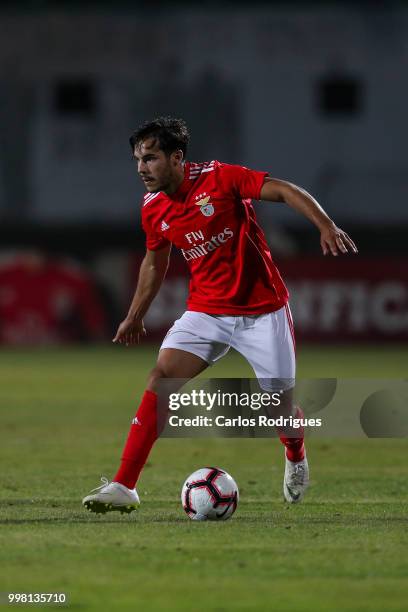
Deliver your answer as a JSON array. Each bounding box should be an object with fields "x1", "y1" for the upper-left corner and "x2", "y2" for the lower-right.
[
  {"x1": 0, "y1": 516, "x2": 188, "y2": 525},
  {"x1": 1, "y1": 514, "x2": 407, "y2": 526},
  {"x1": 1, "y1": 499, "x2": 407, "y2": 526}
]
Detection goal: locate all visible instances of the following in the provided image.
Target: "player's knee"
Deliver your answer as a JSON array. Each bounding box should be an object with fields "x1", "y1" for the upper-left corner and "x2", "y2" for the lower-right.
[
  {"x1": 146, "y1": 365, "x2": 186, "y2": 395},
  {"x1": 265, "y1": 389, "x2": 294, "y2": 418},
  {"x1": 146, "y1": 366, "x2": 167, "y2": 391}
]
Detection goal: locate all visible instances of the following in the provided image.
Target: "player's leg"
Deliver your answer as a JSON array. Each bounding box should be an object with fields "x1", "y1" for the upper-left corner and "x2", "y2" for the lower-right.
[
  {"x1": 147, "y1": 347, "x2": 210, "y2": 391},
  {"x1": 112, "y1": 348, "x2": 209, "y2": 490},
  {"x1": 82, "y1": 349, "x2": 208, "y2": 514},
  {"x1": 83, "y1": 312, "x2": 232, "y2": 514},
  {"x1": 113, "y1": 312, "x2": 233, "y2": 487},
  {"x1": 230, "y1": 306, "x2": 309, "y2": 503},
  {"x1": 276, "y1": 387, "x2": 309, "y2": 504}
]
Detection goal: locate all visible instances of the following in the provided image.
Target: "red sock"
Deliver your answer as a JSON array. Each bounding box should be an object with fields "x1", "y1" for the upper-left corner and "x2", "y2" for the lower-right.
[
  {"x1": 113, "y1": 390, "x2": 161, "y2": 489},
  {"x1": 278, "y1": 406, "x2": 305, "y2": 463}
]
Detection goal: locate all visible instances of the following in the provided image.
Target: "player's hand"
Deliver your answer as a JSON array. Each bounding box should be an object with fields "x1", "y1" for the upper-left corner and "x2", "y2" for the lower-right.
[
  {"x1": 320, "y1": 222, "x2": 358, "y2": 256},
  {"x1": 112, "y1": 317, "x2": 146, "y2": 346}
]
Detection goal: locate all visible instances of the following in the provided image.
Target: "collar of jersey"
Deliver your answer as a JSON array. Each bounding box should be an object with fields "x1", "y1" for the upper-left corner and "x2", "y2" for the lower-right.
[{"x1": 167, "y1": 161, "x2": 191, "y2": 201}]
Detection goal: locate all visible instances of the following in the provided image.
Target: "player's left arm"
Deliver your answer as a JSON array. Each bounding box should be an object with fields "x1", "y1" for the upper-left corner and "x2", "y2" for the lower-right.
[{"x1": 260, "y1": 177, "x2": 358, "y2": 256}]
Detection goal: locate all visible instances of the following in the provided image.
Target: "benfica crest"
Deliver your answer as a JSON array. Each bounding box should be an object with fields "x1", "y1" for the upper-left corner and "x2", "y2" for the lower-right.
[{"x1": 195, "y1": 193, "x2": 214, "y2": 217}]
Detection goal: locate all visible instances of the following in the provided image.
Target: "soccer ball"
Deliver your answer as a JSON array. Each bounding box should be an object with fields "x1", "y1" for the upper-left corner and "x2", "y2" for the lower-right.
[{"x1": 181, "y1": 467, "x2": 239, "y2": 521}]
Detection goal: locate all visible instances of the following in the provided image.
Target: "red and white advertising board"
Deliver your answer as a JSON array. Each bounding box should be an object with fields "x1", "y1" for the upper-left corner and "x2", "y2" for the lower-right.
[{"x1": 130, "y1": 255, "x2": 407, "y2": 343}]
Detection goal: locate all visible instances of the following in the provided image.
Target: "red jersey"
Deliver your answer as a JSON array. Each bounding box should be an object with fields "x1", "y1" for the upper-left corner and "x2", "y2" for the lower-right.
[{"x1": 141, "y1": 160, "x2": 289, "y2": 315}]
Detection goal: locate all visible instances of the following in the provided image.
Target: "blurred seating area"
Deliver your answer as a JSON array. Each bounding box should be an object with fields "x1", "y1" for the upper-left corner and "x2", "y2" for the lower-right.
[{"x1": 0, "y1": 5, "x2": 407, "y2": 345}]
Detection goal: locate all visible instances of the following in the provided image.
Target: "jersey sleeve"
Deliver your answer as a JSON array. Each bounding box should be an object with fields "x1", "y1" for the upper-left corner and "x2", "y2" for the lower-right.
[
  {"x1": 218, "y1": 163, "x2": 269, "y2": 200},
  {"x1": 141, "y1": 212, "x2": 170, "y2": 251}
]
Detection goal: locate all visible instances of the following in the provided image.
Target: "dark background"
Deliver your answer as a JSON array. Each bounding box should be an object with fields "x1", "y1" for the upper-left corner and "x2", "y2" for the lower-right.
[{"x1": 0, "y1": 0, "x2": 407, "y2": 344}]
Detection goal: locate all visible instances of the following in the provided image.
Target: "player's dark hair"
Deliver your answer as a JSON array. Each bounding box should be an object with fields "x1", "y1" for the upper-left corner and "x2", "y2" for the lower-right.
[{"x1": 129, "y1": 117, "x2": 189, "y2": 157}]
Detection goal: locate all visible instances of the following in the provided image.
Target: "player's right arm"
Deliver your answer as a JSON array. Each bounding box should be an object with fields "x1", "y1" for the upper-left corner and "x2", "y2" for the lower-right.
[{"x1": 113, "y1": 244, "x2": 171, "y2": 346}]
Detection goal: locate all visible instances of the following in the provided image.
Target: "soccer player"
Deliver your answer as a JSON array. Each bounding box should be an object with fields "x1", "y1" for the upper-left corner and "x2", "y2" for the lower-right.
[{"x1": 82, "y1": 117, "x2": 357, "y2": 514}]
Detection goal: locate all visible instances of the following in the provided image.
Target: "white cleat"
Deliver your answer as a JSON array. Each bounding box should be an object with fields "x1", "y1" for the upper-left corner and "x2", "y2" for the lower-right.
[
  {"x1": 82, "y1": 477, "x2": 140, "y2": 515},
  {"x1": 283, "y1": 454, "x2": 309, "y2": 504}
]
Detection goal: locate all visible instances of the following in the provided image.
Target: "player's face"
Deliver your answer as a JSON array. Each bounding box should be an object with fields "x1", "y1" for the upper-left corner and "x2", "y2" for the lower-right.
[{"x1": 134, "y1": 138, "x2": 183, "y2": 194}]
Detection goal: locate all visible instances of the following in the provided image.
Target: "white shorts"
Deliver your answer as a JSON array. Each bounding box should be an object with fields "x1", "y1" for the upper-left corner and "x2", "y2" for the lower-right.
[{"x1": 160, "y1": 305, "x2": 296, "y2": 391}]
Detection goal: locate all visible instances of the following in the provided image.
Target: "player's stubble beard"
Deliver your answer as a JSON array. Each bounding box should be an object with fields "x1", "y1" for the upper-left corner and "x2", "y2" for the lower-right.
[{"x1": 144, "y1": 161, "x2": 183, "y2": 195}]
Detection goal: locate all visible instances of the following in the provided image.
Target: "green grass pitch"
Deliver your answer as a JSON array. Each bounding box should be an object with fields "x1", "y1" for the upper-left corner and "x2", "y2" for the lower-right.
[{"x1": 1, "y1": 345, "x2": 407, "y2": 611}]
